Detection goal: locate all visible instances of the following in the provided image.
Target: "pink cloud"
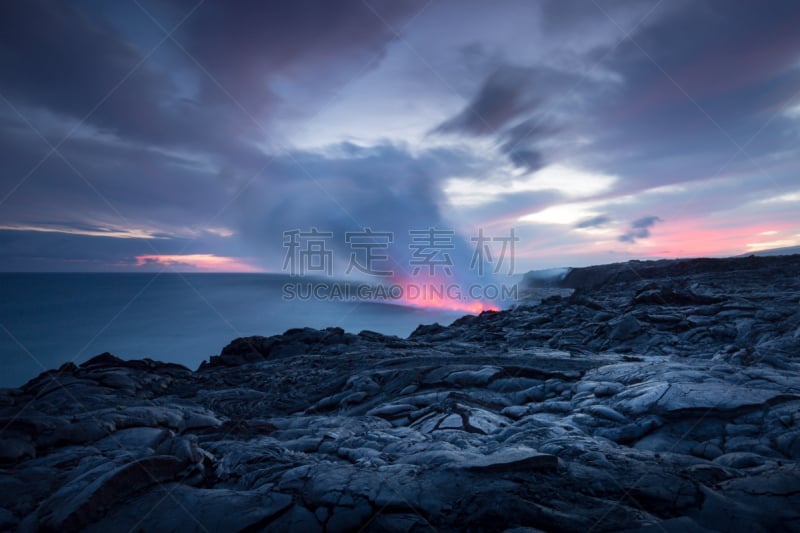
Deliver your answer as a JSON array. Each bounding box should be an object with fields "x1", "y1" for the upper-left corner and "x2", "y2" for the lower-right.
[
  {"x1": 628, "y1": 219, "x2": 799, "y2": 258},
  {"x1": 135, "y1": 254, "x2": 263, "y2": 273}
]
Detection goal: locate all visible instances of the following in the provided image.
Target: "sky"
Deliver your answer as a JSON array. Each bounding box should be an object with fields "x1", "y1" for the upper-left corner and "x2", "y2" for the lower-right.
[{"x1": 1, "y1": 0, "x2": 799, "y2": 275}]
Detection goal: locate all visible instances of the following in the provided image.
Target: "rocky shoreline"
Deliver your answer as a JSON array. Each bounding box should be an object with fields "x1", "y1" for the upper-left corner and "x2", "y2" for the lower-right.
[{"x1": 1, "y1": 255, "x2": 799, "y2": 531}]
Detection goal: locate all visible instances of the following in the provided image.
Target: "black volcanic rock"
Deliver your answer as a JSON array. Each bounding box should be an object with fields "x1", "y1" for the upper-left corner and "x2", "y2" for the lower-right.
[
  {"x1": 1, "y1": 255, "x2": 800, "y2": 531},
  {"x1": 409, "y1": 322, "x2": 447, "y2": 337},
  {"x1": 211, "y1": 327, "x2": 361, "y2": 366},
  {"x1": 632, "y1": 285, "x2": 722, "y2": 306},
  {"x1": 551, "y1": 254, "x2": 800, "y2": 291},
  {"x1": 80, "y1": 352, "x2": 125, "y2": 369}
]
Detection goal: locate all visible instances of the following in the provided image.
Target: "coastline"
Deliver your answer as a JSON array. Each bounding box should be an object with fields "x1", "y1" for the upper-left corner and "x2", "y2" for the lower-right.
[{"x1": 1, "y1": 255, "x2": 799, "y2": 531}]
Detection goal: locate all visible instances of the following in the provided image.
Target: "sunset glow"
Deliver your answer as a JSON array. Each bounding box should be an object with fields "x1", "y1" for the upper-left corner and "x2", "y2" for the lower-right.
[
  {"x1": 135, "y1": 254, "x2": 262, "y2": 273},
  {"x1": 624, "y1": 220, "x2": 800, "y2": 259}
]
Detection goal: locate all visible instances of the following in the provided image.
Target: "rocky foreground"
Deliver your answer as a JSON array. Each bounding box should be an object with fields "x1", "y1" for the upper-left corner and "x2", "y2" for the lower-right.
[{"x1": 1, "y1": 255, "x2": 800, "y2": 532}]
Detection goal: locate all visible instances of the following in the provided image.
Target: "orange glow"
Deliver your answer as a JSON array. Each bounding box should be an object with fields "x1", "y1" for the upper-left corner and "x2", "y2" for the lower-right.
[
  {"x1": 388, "y1": 274, "x2": 500, "y2": 314},
  {"x1": 135, "y1": 254, "x2": 262, "y2": 273}
]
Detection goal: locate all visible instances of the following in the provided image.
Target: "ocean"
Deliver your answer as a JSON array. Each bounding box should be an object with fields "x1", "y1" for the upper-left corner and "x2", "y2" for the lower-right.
[{"x1": 0, "y1": 273, "x2": 491, "y2": 388}]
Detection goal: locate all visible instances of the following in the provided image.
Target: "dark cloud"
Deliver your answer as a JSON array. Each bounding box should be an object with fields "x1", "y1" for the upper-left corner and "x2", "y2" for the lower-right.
[
  {"x1": 431, "y1": 65, "x2": 577, "y2": 171},
  {"x1": 613, "y1": 0, "x2": 800, "y2": 103},
  {"x1": 0, "y1": 1, "x2": 169, "y2": 128},
  {"x1": 576, "y1": 215, "x2": 611, "y2": 229},
  {"x1": 538, "y1": 0, "x2": 666, "y2": 35},
  {"x1": 498, "y1": 118, "x2": 561, "y2": 172},
  {"x1": 618, "y1": 216, "x2": 661, "y2": 243},
  {"x1": 0, "y1": 1, "x2": 227, "y2": 152},
  {"x1": 632, "y1": 215, "x2": 661, "y2": 229},
  {"x1": 0, "y1": 121, "x2": 231, "y2": 231},
  {"x1": 577, "y1": 0, "x2": 800, "y2": 193},
  {"x1": 172, "y1": 0, "x2": 422, "y2": 102},
  {"x1": 0, "y1": 229, "x2": 173, "y2": 271},
  {"x1": 0, "y1": 224, "x2": 252, "y2": 272},
  {"x1": 0, "y1": 0, "x2": 423, "y2": 152},
  {"x1": 432, "y1": 66, "x2": 541, "y2": 136},
  {"x1": 507, "y1": 149, "x2": 544, "y2": 171}
]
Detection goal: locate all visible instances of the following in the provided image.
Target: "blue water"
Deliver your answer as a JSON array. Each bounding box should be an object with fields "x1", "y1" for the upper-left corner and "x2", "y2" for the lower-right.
[{"x1": 0, "y1": 273, "x2": 472, "y2": 388}]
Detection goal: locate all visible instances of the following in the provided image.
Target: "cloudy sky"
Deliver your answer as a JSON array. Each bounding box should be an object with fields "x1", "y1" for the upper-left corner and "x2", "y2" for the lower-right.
[{"x1": 1, "y1": 0, "x2": 799, "y2": 273}]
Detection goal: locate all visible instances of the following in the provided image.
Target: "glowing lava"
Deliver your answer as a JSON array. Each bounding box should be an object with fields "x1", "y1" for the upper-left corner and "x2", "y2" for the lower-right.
[{"x1": 388, "y1": 274, "x2": 500, "y2": 314}]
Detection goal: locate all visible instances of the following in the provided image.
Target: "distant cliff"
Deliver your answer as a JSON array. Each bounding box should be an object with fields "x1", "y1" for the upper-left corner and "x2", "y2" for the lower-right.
[{"x1": 523, "y1": 253, "x2": 800, "y2": 291}]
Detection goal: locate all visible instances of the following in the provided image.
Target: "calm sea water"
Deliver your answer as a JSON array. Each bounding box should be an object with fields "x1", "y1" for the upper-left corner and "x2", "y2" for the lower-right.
[{"x1": 0, "y1": 273, "x2": 474, "y2": 388}]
